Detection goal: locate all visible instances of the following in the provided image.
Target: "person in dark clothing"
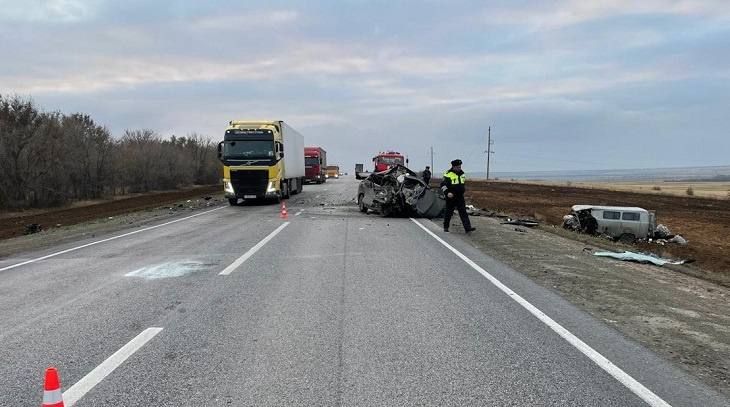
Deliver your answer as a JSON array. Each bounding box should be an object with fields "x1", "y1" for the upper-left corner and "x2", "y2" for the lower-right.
[
  {"x1": 422, "y1": 166, "x2": 432, "y2": 185},
  {"x1": 440, "y1": 159, "x2": 475, "y2": 233}
]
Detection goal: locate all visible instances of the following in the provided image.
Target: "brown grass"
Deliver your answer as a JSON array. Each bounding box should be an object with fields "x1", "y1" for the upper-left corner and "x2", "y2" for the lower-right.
[{"x1": 466, "y1": 181, "x2": 730, "y2": 277}]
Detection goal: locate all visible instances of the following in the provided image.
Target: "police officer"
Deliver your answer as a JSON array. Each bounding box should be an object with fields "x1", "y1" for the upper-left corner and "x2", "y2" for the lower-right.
[
  {"x1": 441, "y1": 159, "x2": 476, "y2": 233},
  {"x1": 422, "y1": 166, "x2": 432, "y2": 185}
]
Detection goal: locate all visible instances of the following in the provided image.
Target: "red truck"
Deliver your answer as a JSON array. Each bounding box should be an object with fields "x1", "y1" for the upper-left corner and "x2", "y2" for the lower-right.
[
  {"x1": 305, "y1": 146, "x2": 327, "y2": 183},
  {"x1": 373, "y1": 151, "x2": 406, "y2": 172}
]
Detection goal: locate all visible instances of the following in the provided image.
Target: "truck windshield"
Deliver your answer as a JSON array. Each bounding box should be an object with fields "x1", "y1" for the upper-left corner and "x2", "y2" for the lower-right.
[
  {"x1": 378, "y1": 156, "x2": 404, "y2": 165},
  {"x1": 223, "y1": 140, "x2": 274, "y2": 159},
  {"x1": 305, "y1": 157, "x2": 319, "y2": 165}
]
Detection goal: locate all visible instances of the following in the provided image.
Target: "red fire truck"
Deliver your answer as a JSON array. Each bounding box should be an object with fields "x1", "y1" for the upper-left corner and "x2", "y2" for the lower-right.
[{"x1": 373, "y1": 151, "x2": 406, "y2": 172}]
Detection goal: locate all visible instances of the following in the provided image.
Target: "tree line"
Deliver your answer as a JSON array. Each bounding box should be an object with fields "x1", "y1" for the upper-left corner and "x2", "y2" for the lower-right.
[{"x1": 0, "y1": 95, "x2": 221, "y2": 209}]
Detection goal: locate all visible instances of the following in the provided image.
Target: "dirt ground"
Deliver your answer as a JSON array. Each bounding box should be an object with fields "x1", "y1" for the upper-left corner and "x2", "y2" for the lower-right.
[
  {"x1": 465, "y1": 181, "x2": 730, "y2": 283},
  {"x1": 0, "y1": 186, "x2": 221, "y2": 241},
  {"x1": 438, "y1": 214, "x2": 730, "y2": 397}
]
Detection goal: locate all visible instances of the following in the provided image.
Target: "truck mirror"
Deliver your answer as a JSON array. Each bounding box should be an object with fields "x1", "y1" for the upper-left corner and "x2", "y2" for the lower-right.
[
  {"x1": 217, "y1": 142, "x2": 223, "y2": 161},
  {"x1": 406, "y1": 159, "x2": 409, "y2": 165}
]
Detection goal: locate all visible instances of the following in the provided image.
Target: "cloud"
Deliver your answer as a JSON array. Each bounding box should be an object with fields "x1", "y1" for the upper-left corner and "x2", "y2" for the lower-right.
[
  {"x1": 0, "y1": 0, "x2": 99, "y2": 22},
  {"x1": 1, "y1": 0, "x2": 728, "y2": 172},
  {"x1": 480, "y1": 0, "x2": 730, "y2": 31},
  {"x1": 191, "y1": 10, "x2": 299, "y2": 29}
]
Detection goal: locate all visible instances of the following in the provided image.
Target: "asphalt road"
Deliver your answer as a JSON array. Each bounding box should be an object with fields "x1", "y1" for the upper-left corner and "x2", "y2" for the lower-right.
[{"x1": 0, "y1": 178, "x2": 727, "y2": 406}]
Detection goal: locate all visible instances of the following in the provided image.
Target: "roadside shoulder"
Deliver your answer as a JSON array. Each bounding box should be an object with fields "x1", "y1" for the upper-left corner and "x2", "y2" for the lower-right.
[{"x1": 435, "y1": 215, "x2": 730, "y2": 397}]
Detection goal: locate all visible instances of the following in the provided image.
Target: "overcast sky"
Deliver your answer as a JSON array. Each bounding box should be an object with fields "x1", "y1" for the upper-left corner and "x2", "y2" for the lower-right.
[{"x1": 1, "y1": 0, "x2": 729, "y2": 173}]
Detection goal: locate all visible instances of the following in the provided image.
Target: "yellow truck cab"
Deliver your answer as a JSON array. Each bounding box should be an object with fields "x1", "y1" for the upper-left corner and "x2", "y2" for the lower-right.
[
  {"x1": 326, "y1": 165, "x2": 340, "y2": 179},
  {"x1": 218, "y1": 120, "x2": 305, "y2": 205}
]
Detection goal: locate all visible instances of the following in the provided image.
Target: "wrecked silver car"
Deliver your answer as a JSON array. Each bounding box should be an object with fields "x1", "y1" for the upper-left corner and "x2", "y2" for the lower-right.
[
  {"x1": 563, "y1": 205, "x2": 656, "y2": 243},
  {"x1": 356, "y1": 165, "x2": 444, "y2": 218}
]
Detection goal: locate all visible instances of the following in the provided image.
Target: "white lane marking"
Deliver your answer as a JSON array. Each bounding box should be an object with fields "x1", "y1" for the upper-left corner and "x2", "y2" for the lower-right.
[
  {"x1": 295, "y1": 210, "x2": 303, "y2": 216},
  {"x1": 219, "y1": 222, "x2": 290, "y2": 275},
  {"x1": 63, "y1": 327, "x2": 163, "y2": 406},
  {"x1": 0, "y1": 206, "x2": 227, "y2": 272},
  {"x1": 314, "y1": 195, "x2": 321, "y2": 199},
  {"x1": 410, "y1": 218, "x2": 672, "y2": 407}
]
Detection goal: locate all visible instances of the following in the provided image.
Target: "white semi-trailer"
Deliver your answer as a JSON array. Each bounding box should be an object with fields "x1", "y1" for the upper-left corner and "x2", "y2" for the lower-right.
[{"x1": 218, "y1": 120, "x2": 305, "y2": 205}]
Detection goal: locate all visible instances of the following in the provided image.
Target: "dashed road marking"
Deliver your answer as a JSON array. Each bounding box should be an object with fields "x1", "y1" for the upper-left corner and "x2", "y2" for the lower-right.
[
  {"x1": 219, "y1": 222, "x2": 290, "y2": 275},
  {"x1": 63, "y1": 327, "x2": 163, "y2": 406}
]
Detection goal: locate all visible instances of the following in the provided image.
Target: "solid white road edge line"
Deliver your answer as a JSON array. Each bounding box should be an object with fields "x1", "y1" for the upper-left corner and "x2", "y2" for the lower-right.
[
  {"x1": 219, "y1": 222, "x2": 290, "y2": 275},
  {"x1": 0, "y1": 206, "x2": 227, "y2": 272},
  {"x1": 410, "y1": 218, "x2": 672, "y2": 407},
  {"x1": 62, "y1": 327, "x2": 163, "y2": 407}
]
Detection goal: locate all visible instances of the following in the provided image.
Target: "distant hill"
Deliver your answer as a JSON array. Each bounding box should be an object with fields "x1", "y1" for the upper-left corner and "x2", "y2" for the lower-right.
[{"x1": 471, "y1": 165, "x2": 730, "y2": 182}]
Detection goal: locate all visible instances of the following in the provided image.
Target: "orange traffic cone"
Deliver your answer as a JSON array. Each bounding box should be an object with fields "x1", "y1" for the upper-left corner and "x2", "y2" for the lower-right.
[
  {"x1": 280, "y1": 201, "x2": 288, "y2": 219},
  {"x1": 42, "y1": 367, "x2": 64, "y2": 407}
]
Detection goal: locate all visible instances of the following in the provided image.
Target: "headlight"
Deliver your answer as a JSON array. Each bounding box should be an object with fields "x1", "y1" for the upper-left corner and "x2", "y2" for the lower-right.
[
  {"x1": 266, "y1": 181, "x2": 277, "y2": 193},
  {"x1": 223, "y1": 179, "x2": 234, "y2": 193}
]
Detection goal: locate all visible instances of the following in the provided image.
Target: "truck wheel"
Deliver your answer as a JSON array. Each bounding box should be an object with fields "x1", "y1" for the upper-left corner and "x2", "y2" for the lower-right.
[
  {"x1": 228, "y1": 198, "x2": 238, "y2": 206},
  {"x1": 281, "y1": 181, "x2": 291, "y2": 199},
  {"x1": 358, "y1": 194, "x2": 368, "y2": 213}
]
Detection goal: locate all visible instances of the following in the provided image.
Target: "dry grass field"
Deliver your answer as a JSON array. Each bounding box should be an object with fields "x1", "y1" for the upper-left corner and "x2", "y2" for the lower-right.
[
  {"x1": 514, "y1": 180, "x2": 730, "y2": 199},
  {"x1": 466, "y1": 181, "x2": 730, "y2": 279}
]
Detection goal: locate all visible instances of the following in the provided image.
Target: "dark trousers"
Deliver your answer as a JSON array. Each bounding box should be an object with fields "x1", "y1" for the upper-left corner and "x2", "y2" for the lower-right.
[{"x1": 444, "y1": 194, "x2": 471, "y2": 230}]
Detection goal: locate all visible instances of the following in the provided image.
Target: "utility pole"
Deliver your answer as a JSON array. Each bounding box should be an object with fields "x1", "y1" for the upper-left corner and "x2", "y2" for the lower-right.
[
  {"x1": 430, "y1": 146, "x2": 434, "y2": 170},
  {"x1": 485, "y1": 126, "x2": 494, "y2": 180}
]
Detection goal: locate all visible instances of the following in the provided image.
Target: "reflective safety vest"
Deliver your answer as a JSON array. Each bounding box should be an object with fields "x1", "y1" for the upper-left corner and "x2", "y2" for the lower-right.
[{"x1": 444, "y1": 171, "x2": 466, "y2": 185}]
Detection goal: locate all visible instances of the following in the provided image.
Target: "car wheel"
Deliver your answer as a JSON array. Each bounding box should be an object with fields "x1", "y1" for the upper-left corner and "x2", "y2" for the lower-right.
[
  {"x1": 228, "y1": 198, "x2": 238, "y2": 206},
  {"x1": 358, "y1": 194, "x2": 368, "y2": 213},
  {"x1": 618, "y1": 233, "x2": 636, "y2": 244}
]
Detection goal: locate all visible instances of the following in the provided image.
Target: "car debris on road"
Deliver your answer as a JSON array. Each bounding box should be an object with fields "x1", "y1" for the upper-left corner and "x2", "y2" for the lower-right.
[
  {"x1": 24, "y1": 223, "x2": 43, "y2": 235},
  {"x1": 356, "y1": 164, "x2": 445, "y2": 218},
  {"x1": 501, "y1": 218, "x2": 539, "y2": 228},
  {"x1": 593, "y1": 250, "x2": 692, "y2": 266}
]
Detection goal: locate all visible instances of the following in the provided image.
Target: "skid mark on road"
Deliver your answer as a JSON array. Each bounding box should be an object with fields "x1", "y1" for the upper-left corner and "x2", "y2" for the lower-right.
[
  {"x1": 125, "y1": 261, "x2": 209, "y2": 279},
  {"x1": 411, "y1": 218, "x2": 672, "y2": 407},
  {"x1": 63, "y1": 327, "x2": 163, "y2": 406}
]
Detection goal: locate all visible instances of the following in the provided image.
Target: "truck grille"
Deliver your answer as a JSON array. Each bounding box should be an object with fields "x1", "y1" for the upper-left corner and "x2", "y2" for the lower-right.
[{"x1": 230, "y1": 170, "x2": 268, "y2": 195}]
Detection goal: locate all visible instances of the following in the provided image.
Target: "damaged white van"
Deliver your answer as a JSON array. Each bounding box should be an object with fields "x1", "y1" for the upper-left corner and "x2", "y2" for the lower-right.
[{"x1": 564, "y1": 205, "x2": 657, "y2": 243}]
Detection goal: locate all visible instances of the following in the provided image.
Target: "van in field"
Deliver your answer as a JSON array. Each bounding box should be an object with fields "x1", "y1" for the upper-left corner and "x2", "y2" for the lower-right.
[{"x1": 569, "y1": 205, "x2": 656, "y2": 243}]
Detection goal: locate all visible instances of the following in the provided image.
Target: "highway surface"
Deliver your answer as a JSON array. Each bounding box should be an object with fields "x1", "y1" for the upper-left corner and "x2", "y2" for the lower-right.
[{"x1": 1, "y1": 178, "x2": 727, "y2": 406}]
